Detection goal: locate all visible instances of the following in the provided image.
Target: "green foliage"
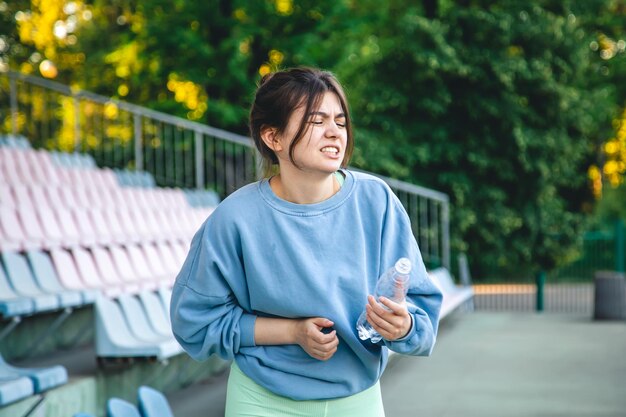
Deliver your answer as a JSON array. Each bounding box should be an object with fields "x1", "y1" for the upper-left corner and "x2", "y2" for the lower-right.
[{"x1": 339, "y1": 2, "x2": 611, "y2": 276}]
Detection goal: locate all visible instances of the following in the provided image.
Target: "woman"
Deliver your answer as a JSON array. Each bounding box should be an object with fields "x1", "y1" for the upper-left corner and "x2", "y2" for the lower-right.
[{"x1": 170, "y1": 67, "x2": 442, "y2": 416}]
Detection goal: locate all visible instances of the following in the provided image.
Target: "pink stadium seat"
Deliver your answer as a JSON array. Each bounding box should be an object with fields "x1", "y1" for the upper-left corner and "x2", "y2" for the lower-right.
[
  {"x1": 50, "y1": 248, "x2": 100, "y2": 293},
  {"x1": 125, "y1": 207, "x2": 158, "y2": 242},
  {"x1": 0, "y1": 221, "x2": 20, "y2": 252},
  {"x1": 15, "y1": 206, "x2": 46, "y2": 249},
  {"x1": 124, "y1": 244, "x2": 158, "y2": 290},
  {"x1": 169, "y1": 241, "x2": 189, "y2": 267},
  {"x1": 11, "y1": 185, "x2": 36, "y2": 209},
  {"x1": 0, "y1": 185, "x2": 17, "y2": 208},
  {"x1": 57, "y1": 186, "x2": 80, "y2": 208},
  {"x1": 160, "y1": 209, "x2": 188, "y2": 241},
  {"x1": 0, "y1": 206, "x2": 30, "y2": 250},
  {"x1": 43, "y1": 186, "x2": 68, "y2": 209},
  {"x1": 71, "y1": 247, "x2": 122, "y2": 298},
  {"x1": 70, "y1": 207, "x2": 99, "y2": 246},
  {"x1": 112, "y1": 208, "x2": 141, "y2": 244},
  {"x1": 27, "y1": 150, "x2": 61, "y2": 185},
  {"x1": 83, "y1": 185, "x2": 105, "y2": 209},
  {"x1": 99, "y1": 208, "x2": 127, "y2": 244},
  {"x1": 0, "y1": 158, "x2": 23, "y2": 184},
  {"x1": 154, "y1": 242, "x2": 182, "y2": 277},
  {"x1": 86, "y1": 209, "x2": 115, "y2": 245},
  {"x1": 108, "y1": 245, "x2": 147, "y2": 289},
  {"x1": 138, "y1": 243, "x2": 173, "y2": 286},
  {"x1": 50, "y1": 206, "x2": 82, "y2": 247},
  {"x1": 71, "y1": 185, "x2": 93, "y2": 208},
  {"x1": 28, "y1": 184, "x2": 53, "y2": 209},
  {"x1": 89, "y1": 246, "x2": 141, "y2": 295},
  {"x1": 33, "y1": 203, "x2": 65, "y2": 248},
  {"x1": 65, "y1": 168, "x2": 92, "y2": 188},
  {"x1": 98, "y1": 168, "x2": 119, "y2": 189}
]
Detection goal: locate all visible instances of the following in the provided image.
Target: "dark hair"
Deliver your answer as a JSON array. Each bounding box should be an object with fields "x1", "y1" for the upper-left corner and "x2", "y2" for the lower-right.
[{"x1": 249, "y1": 67, "x2": 354, "y2": 176}]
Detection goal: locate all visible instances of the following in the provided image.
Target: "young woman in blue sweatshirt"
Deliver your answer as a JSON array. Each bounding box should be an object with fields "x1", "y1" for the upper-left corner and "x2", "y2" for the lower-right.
[{"x1": 170, "y1": 67, "x2": 443, "y2": 416}]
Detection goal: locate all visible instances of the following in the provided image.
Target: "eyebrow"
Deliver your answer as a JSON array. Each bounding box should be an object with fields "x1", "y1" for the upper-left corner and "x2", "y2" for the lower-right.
[{"x1": 308, "y1": 111, "x2": 346, "y2": 118}]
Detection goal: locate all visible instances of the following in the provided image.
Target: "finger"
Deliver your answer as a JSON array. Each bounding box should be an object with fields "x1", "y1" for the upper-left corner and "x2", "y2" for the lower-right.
[
  {"x1": 311, "y1": 329, "x2": 337, "y2": 344},
  {"x1": 368, "y1": 297, "x2": 393, "y2": 318},
  {"x1": 366, "y1": 305, "x2": 396, "y2": 334},
  {"x1": 378, "y1": 296, "x2": 408, "y2": 315},
  {"x1": 312, "y1": 345, "x2": 338, "y2": 361},
  {"x1": 311, "y1": 317, "x2": 334, "y2": 329}
]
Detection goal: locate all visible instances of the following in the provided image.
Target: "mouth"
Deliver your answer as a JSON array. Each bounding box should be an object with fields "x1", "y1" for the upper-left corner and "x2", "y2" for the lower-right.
[{"x1": 320, "y1": 146, "x2": 340, "y2": 156}]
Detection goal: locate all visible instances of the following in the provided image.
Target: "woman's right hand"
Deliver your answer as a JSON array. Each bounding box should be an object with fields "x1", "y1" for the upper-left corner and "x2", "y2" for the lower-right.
[{"x1": 293, "y1": 318, "x2": 339, "y2": 361}]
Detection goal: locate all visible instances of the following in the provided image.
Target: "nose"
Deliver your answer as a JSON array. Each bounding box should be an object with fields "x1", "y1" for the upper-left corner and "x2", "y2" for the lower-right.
[{"x1": 326, "y1": 121, "x2": 341, "y2": 138}]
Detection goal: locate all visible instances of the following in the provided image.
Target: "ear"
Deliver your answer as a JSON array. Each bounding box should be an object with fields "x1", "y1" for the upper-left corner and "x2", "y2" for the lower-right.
[{"x1": 260, "y1": 126, "x2": 283, "y2": 152}]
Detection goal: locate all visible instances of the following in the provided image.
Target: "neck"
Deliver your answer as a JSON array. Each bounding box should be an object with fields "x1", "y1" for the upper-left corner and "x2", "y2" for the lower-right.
[{"x1": 271, "y1": 169, "x2": 339, "y2": 204}]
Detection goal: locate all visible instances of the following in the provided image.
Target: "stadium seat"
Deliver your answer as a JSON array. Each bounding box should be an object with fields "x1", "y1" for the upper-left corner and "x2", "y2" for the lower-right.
[
  {"x1": 89, "y1": 246, "x2": 141, "y2": 295},
  {"x1": 124, "y1": 244, "x2": 160, "y2": 290},
  {"x1": 137, "y1": 290, "x2": 172, "y2": 338},
  {"x1": 156, "y1": 287, "x2": 172, "y2": 321},
  {"x1": 49, "y1": 248, "x2": 100, "y2": 303},
  {"x1": 0, "y1": 353, "x2": 67, "y2": 393},
  {"x1": 138, "y1": 243, "x2": 173, "y2": 285},
  {"x1": 154, "y1": 242, "x2": 183, "y2": 277},
  {"x1": 0, "y1": 184, "x2": 18, "y2": 208},
  {"x1": 138, "y1": 385, "x2": 175, "y2": 417},
  {"x1": 49, "y1": 205, "x2": 83, "y2": 247},
  {"x1": 1, "y1": 251, "x2": 59, "y2": 313},
  {"x1": 116, "y1": 294, "x2": 181, "y2": 355},
  {"x1": 0, "y1": 373, "x2": 34, "y2": 406},
  {"x1": 95, "y1": 296, "x2": 181, "y2": 361},
  {"x1": 0, "y1": 265, "x2": 34, "y2": 318},
  {"x1": 15, "y1": 205, "x2": 47, "y2": 249},
  {"x1": 26, "y1": 250, "x2": 84, "y2": 308},
  {"x1": 0, "y1": 206, "x2": 41, "y2": 250},
  {"x1": 107, "y1": 397, "x2": 142, "y2": 417},
  {"x1": 71, "y1": 247, "x2": 123, "y2": 298},
  {"x1": 0, "y1": 219, "x2": 21, "y2": 252},
  {"x1": 107, "y1": 245, "x2": 148, "y2": 290}
]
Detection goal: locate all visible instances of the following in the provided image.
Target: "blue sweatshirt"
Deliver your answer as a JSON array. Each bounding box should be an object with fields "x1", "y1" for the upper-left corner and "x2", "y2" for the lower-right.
[{"x1": 170, "y1": 170, "x2": 442, "y2": 400}]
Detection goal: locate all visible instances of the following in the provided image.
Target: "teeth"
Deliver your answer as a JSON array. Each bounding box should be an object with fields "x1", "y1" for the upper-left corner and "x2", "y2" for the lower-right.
[{"x1": 321, "y1": 147, "x2": 338, "y2": 153}]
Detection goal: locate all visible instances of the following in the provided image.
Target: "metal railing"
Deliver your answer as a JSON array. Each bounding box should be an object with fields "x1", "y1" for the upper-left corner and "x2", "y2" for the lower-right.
[{"x1": 0, "y1": 70, "x2": 450, "y2": 269}]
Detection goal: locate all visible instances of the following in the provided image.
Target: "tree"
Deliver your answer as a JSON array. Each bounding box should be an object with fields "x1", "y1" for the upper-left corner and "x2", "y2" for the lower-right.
[{"x1": 339, "y1": 1, "x2": 610, "y2": 276}]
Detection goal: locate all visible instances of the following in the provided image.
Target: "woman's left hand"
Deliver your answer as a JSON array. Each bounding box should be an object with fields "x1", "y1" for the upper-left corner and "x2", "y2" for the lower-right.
[{"x1": 365, "y1": 295, "x2": 412, "y2": 341}]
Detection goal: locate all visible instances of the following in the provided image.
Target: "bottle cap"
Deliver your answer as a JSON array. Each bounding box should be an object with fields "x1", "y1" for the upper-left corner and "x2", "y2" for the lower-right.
[{"x1": 394, "y1": 258, "x2": 412, "y2": 275}]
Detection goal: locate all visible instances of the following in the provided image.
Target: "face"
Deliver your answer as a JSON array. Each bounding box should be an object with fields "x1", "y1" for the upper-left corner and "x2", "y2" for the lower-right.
[{"x1": 273, "y1": 91, "x2": 348, "y2": 177}]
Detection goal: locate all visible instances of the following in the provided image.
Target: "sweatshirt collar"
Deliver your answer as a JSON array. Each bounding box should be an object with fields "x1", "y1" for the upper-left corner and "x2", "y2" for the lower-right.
[{"x1": 258, "y1": 169, "x2": 355, "y2": 216}]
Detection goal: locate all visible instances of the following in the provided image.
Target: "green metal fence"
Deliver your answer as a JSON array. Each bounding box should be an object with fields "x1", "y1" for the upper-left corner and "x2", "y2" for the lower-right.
[{"x1": 474, "y1": 220, "x2": 626, "y2": 313}]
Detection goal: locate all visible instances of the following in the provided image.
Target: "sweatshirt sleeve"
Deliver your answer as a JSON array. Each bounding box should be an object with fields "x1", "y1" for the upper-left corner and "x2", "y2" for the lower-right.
[
  {"x1": 379, "y1": 189, "x2": 443, "y2": 356},
  {"x1": 170, "y1": 214, "x2": 257, "y2": 361}
]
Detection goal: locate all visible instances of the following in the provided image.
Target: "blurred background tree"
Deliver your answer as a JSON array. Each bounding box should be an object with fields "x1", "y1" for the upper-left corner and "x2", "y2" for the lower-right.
[{"x1": 1, "y1": 0, "x2": 625, "y2": 278}]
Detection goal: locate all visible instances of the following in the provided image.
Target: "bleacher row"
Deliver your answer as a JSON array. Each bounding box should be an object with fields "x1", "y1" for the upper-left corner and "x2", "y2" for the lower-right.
[{"x1": 0, "y1": 135, "x2": 219, "y2": 411}]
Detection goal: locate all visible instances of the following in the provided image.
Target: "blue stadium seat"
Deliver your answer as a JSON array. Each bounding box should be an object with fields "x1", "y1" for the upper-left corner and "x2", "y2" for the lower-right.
[
  {"x1": 0, "y1": 373, "x2": 34, "y2": 406},
  {"x1": 73, "y1": 413, "x2": 96, "y2": 417},
  {"x1": 0, "y1": 265, "x2": 33, "y2": 318},
  {"x1": 0, "y1": 354, "x2": 67, "y2": 393},
  {"x1": 138, "y1": 385, "x2": 174, "y2": 417},
  {"x1": 0, "y1": 134, "x2": 31, "y2": 149},
  {"x1": 137, "y1": 291, "x2": 172, "y2": 338},
  {"x1": 1, "y1": 251, "x2": 60, "y2": 313},
  {"x1": 116, "y1": 294, "x2": 180, "y2": 352},
  {"x1": 156, "y1": 287, "x2": 172, "y2": 321},
  {"x1": 107, "y1": 397, "x2": 142, "y2": 417},
  {"x1": 26, "y1": 250, "x2": 85, "y2": 308},
  {"x1": 95, "y1": 296, "x2": 181, "y2": 361}
]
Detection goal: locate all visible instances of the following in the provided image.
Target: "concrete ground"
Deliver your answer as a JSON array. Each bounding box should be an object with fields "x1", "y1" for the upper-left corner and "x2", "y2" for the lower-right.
[{"x1": 167, "y1": 312, "x2": 626, "y2": 417}]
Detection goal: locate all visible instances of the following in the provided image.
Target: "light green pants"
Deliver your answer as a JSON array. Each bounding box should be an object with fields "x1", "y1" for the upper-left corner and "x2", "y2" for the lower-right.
[{"x1": 225, "y1": 362, "x2": 386, "y2": 417}]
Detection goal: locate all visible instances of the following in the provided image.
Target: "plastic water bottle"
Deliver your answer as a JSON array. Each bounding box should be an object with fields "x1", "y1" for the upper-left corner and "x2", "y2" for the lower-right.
[{"x1": 356, "y1": 258, "x2": 412, "y2": 343}]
